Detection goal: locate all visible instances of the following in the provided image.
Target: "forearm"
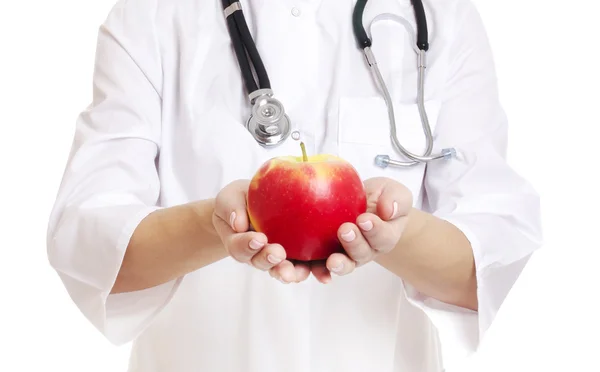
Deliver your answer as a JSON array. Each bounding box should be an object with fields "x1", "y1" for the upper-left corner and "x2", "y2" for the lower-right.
[
  {"x1": 375, "y1": 208, "x2": 478, "y2": 311},
  {"x1": 111, "y1": 199, "x2": 228, "y2": 294}
]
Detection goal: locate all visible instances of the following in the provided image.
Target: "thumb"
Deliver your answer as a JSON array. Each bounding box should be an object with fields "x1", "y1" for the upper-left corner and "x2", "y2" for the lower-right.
[
  {"x1": 215, "y1": 179, "x2": 251, "y2": 233},
  {"x1": 370, "y1": 179, "x2": 412, "y2": 221}
]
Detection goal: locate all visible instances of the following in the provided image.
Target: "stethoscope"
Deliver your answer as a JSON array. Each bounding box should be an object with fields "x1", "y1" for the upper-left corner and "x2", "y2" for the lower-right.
[{"x1": 221, "y1": 0, "x2": 456, "y2": 168}]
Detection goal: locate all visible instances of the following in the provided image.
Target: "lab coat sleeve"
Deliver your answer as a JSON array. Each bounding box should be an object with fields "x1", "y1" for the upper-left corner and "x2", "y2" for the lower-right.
[
  {"x1": 46, "y1": 0, "x2": 181, "y2": 346},
  {"x1": 401, "y1": 0, "x2": 543, "y2": 367}
]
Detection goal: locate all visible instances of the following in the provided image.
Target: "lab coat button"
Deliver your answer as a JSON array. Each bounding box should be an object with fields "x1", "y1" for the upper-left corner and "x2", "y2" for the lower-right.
[{"x1": 291, "y1": 7, "x2": 301, "y2": 17}]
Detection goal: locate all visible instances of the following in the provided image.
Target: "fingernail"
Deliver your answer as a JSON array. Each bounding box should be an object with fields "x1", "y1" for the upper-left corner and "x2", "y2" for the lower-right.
[
  {"x1": 267, "y1": 254, "x2": 282, "y2": 264},
  {"x1": 341, "y1": 230, "x2": 356, "y2": 242},
  {"x1": 391, "y1": 201, "x2": 398, "y2": 219},
  {"x1": 229, "y1": 211, "x2": 237, "y2": 230},
  {"x1": 358, "y1": 220, "x2": 373, "y2": 231},
  {"x1": 331, "y1": 263, "x2": 344, "y2": 273},
  {"x1": 249, "y1": 239, "x2": 264, "y2": 250}
]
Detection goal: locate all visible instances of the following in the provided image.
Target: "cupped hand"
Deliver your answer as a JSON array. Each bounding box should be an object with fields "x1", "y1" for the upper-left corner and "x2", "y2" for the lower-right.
[
  {"x1": 310, "y1": 177, "x2": 414, "y2": 283},
  {"x1": 212, "y1": 179, "x2": 311, "y2": 283}
]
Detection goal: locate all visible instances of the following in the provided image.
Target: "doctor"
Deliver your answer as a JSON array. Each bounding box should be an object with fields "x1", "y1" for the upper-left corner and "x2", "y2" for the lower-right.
[{"x1": 47, "y1": 0, "x2": 542, "y2": 371}]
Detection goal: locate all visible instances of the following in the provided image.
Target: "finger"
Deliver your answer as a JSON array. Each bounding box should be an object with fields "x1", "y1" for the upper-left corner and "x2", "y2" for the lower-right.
[
  {"x1": 268, "y1": 260, "x2": 297, "y2": 283},
  {"x1": 214, "y1": 179, "x2": 251, "y2": 232},
  {"x1": 337, "y1": 222, "x2": 374, "y2": 266},
  {"x1": 214, "y1": 217, "x2": 267, "y2": 263},
  {"x1": 325, "y1": 252, "x2": 356, "y2": 275},
  {"x1": 250, "y1": 243, "x2": 287, "y2": 271},
  {"x1": 293, "y1": 262, "x2": 311, "y2": 283},
  {"x1": 364, "y1": 178, "x2": 412, "y2": 221},
  {"x1": 230, "y1": 231, "x2": 268, "y2": 263},
  {"x1": 310, "y1": 260, "x2": 332, "y2": 284},
  {"x1": 356, "y1": 212, "x2": 404, "y2": 254},
  {"x1": 378, "y1": 186, "x2": 412, "y2": 222}
]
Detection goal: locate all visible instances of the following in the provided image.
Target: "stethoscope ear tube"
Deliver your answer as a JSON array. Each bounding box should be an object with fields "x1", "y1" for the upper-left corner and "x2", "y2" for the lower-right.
[
  {"x1": 410, "y1": 0, "x2": 429, "y2": 51},
  {"x1": 222, "y1": 0, "x2": 271, "y2": 95},
  {"x1": 223, "y1": 1, "x2": 256, "y2": 93},
  {"x1": 356, "y1": 4, "x2": 456, "y2": 168},
  {"x1": 352, "y1": 0, "x2": 371, "y2": 49}
]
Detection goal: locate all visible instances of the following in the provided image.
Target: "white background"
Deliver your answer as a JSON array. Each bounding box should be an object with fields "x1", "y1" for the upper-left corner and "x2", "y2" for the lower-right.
[{"x1": 1, "y1": 0, "x2": 599, "y2": 371}]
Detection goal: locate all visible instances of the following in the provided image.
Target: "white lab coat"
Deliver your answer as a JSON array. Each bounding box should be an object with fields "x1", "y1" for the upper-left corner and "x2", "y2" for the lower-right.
[{"x1": 46, "y1": 0, "x2": 542, "y2": 370}]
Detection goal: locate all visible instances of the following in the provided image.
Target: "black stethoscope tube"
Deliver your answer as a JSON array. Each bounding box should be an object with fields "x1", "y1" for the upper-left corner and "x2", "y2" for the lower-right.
[
  {"x1": 410, "y1": 0, "x2": 429, "y2": 51},
  {"x1": 221, "y1": 0, "x2": 271, "y2": 95},
  {"x1": 353, "y1": 0, "x2": 429, "y2": 52},
  {"x1": 221, "y1": 0, "x2": 445, "y2": 158},
  {"x1": 225, "y1": 0, "x2": 429, "y2": 95},
  {"x1": 352, "y1": 0, "x2": 371, "y2": 48}
]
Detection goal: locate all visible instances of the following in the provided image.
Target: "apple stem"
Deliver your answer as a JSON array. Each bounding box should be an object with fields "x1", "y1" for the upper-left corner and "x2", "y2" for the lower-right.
[{"x1": 300, "y1": 142, "x2": 308, "y2": 162}]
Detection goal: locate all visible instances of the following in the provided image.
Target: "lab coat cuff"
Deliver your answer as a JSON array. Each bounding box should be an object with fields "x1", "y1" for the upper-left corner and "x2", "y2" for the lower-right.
[
  {"x1": 401, "y1": 215, "x2": 487, "y2": 370},
  {"x1": 101, "y1": 205, "x2": 183, "y2": 346}
]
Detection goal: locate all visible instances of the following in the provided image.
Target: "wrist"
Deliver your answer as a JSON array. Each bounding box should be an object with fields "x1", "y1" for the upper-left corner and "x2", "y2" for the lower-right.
[
  {"x1": 190, "y1": 199, "x2": 216, "y2": 235},
  {"x1": 113, "y1": 199, "x2": 228, "y2": 293},
  {"x1": 190, "y1": 199, "x2": 226, "y2": 254}
]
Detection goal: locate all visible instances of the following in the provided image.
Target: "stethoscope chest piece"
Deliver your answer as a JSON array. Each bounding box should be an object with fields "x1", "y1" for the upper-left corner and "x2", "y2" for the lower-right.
[{"x1": 246, "y1": 94, "x2": 291, "y2": 147}]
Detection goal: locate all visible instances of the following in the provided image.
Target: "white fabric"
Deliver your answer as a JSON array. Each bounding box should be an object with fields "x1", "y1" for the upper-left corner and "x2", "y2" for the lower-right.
[{"x1": 46, "y1": 0, "x2": 543, "y2": 371}]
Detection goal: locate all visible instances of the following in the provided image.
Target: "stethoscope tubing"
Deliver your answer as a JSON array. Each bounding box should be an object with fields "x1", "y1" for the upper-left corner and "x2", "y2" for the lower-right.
[
  {"x1": 222, "y1": 0, "x2": 271, "y2": 95},
  {"x1": 359, "y1": 6, "x2": 456, "y2": 167},
  {"x1": 221, "y1": 0, "x2": 457, "y2": 167}
]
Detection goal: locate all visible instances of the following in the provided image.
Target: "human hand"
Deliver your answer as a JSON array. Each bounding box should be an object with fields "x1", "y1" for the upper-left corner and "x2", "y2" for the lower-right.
[
  {"x1": 310, "y1": 177, "x2": 413, "y2": 283},
  {"x1": 212, "y1": 179, "x2": 311, "y2": 283}
]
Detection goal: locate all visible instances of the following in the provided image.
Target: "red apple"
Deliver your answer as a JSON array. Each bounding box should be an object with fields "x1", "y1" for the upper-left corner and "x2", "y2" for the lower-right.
[{"x1": 247, "y1": 142, "x2": 367, "y2": 262}]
